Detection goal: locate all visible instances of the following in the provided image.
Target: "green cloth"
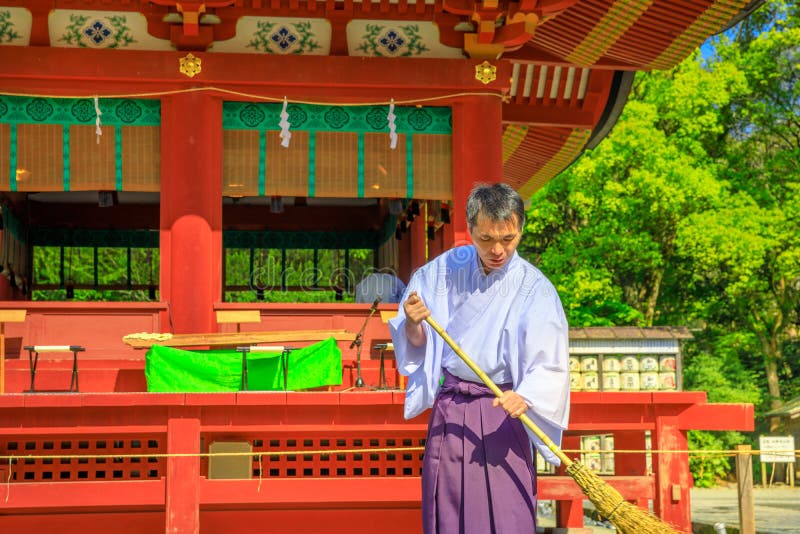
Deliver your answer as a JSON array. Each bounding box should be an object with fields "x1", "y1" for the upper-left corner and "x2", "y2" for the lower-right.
[{"x1": 145, "y1": 337, "x2": 342, "y2": 392}]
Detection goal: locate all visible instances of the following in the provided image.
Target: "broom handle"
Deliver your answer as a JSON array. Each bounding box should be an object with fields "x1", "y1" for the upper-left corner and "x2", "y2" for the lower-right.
[{"x1": 424, "y1": 316, "x2": 574, "y2": 467}]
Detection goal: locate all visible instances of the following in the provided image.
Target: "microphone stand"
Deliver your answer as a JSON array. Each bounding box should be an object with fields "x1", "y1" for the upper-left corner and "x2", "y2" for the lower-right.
[{"x1": 351, "y1": 298, "x2": 380, "y2": 388}]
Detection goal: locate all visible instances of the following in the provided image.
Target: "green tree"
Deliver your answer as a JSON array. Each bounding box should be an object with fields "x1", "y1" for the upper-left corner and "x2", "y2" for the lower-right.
[{"x1": 522, "y1": 55, "x2": 743, "y2": 327}]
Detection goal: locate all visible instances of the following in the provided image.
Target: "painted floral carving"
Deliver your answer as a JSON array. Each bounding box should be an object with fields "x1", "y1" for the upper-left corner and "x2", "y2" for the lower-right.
[
  {"x1": 248, "y1": 21, "x2": 320, "y2": 54},
  {"x1": 60, "y1": 14, "x2": 135, "y2": 49},
  {"x1": 356, "y1": 24, "x2": 429, "y2": 57},
  {"x1": 0, "y1": 10, "x2": 21, "y2": 44}
]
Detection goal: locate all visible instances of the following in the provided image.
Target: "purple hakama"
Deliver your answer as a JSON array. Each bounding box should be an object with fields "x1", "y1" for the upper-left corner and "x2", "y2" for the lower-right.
[{"x1": 422, "y1": 371, "x2": 537, "y2": 534}]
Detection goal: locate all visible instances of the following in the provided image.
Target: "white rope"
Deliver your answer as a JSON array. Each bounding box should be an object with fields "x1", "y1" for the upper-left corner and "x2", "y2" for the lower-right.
[
  {"x1": 279, "y1": 96, "x2": 291, "y2": 148},
  {"x1": 94, "y1": 96, "x2": 102, "y2": 144},
  {"x1": 388, "y1": 98, "x2": 398, "y2": 150}
]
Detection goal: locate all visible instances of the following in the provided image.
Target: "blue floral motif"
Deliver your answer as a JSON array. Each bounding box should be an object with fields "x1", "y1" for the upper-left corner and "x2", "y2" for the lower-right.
[
  {"x1": 379, "y1": 30, "x2": 405, "y2": 54},
  {"x1": 270, "y1": 27, "x2": 298, "y2": 51},
  {"x1": 84, "y1": 20, "x2": 112, "y2": 45}
]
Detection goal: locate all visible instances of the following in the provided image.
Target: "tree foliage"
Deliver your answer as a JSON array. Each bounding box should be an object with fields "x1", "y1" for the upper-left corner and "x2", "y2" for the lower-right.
[{"x1": 520, "y1": 0, "x2": 799, "y2": 484}]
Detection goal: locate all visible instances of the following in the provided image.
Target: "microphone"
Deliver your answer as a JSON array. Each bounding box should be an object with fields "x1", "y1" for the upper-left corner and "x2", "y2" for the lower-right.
[{"x1": 369, "y1": 296, "x2": 382, "y2": 313}]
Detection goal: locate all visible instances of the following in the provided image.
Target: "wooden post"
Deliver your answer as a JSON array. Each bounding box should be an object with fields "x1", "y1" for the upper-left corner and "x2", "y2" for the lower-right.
[
  {"x1": 166, "y1": 410, "x2": 201, "y2": 534},
  {"x1": 736, "y1": 444, "x2": 756, "y2": 534},
  {"x1": 652, "y1": 413, "x2": 692, "y2": 532},
  {"x1": 160, "y1": 93, "x2": 223, "y2": 335},
  {"x1": 0, "y1": 309, "x2": 27, "y2": 394}
]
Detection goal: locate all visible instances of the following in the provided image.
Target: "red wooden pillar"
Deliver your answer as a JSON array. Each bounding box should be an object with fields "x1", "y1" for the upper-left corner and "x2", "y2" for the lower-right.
[
  {"x1": 159, "y1": 94, "x2": 223, "y2": 334},
  {"x1": 653, "y1": 414, "x2": 691, "y2": 532},
  {"x1": 409, "y1": 211, "x2": 427, "y2": 272},
  {"x1": 613, "y1": 430, "x2": 650, "y2": 510},
  {"x1": 450, "y1": 96, "x2": 503, "y2": 246},
  {"x1": 555, "y1": 435, "x2": 584, "y2": 528},
  {"x1": 166, "y1": 409, "x2": 201, "y2": 534},
  {"x1": 397, "y1": 226, "x2": 412, "y2": 284}
]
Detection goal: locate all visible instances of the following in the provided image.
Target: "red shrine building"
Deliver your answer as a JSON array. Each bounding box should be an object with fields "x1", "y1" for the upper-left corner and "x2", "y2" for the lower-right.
[{"x1": 0, "y1": 1, "x2": 756, "y2": 532}]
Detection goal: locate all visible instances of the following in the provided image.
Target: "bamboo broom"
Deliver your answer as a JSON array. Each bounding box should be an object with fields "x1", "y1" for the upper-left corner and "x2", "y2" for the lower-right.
[{"x1": 424, "y1": 316, "x2": 679, "y2": 534}]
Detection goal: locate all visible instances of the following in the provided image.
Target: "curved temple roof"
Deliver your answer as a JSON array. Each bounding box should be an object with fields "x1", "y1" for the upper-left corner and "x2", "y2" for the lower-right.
[{"x1": 0, "y1": 0, "x2": 759, "y2": 195}]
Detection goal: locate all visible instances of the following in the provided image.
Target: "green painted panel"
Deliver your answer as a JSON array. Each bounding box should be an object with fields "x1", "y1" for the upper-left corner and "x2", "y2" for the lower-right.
[
  {"x1": 0, "y1": 96, "x2": 160, "y2": 126},
  {"x1": 223, "y1": 101, "x2": 452, "y2": 134}
]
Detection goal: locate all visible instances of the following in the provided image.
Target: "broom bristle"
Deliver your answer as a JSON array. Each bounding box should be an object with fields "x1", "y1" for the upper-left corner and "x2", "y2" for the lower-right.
[{"x1": 566, "y1": 462, "x2": 680, "y2": 534}]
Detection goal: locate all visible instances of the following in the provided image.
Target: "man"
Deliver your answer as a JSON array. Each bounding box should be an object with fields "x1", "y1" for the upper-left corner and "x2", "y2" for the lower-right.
[
  {"x1": 389, "y1": 183, "x2": 570, "y2": 533},
  {"x1": 355, "y1": 266, "x2": 406, "y2": 304}
]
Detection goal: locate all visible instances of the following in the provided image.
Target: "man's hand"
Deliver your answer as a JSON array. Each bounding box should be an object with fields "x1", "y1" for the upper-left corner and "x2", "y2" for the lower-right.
[
  {"x1": 403, "y1": 291, "x2": 431, "y2": 325},
  {"x1": 403, "y1": 291, "x2": 430, "y2": 347},
  {"x1": 493, "y1": 391, "x2": 529, "y2": 418}
]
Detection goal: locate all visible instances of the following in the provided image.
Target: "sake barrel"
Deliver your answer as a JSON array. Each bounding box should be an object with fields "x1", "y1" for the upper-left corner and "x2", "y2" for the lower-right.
[
  {"x1": 640, "y1": 355, "x2": 659, "y2": 372},
  {"x1": 569, "y1": 356, "x2": 581, "y2": 372},
  {"x1": 582, "y1": 372, "x2": 599, "y2": 391},
  {"x1": 640, "y1": 371, "x2": 659, "y2": 390},
  {"x1": 602, "y1": 372, "x2": 620, "y2": 391},
  {"x1": 659, "y1": 355, "x2": 677, "y2": 371},
  {"x1": 621, "y1": 355, "x2": 640, "y2": 372},
  {"x1": 602, "y1": 355, "x2": 621, "y2": 372},
  {"x1": 580, "y1": 355, "x2": 598, "y2": 372},
  {"x1": 584, "y1": 453, "x2": 602, "y2": 472},
  {"x1": 601, "y1": 435, "x2": 616, "y2": 474},
  {"x1": 570, "y1": 372, "x2": 582, "y2": 391},
  {"x1": 582, "y1": 435, "x2": 601, "y2": 452},
  {"x1": 620, "y1": 371, "x2": 640, "y2": 391},
  {"x1": 659, "y1": 371, "x2": 677, "y2": 390}
]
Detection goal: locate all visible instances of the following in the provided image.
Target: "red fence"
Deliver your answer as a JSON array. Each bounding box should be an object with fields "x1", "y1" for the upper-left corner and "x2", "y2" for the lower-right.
[
  {"x1": 0, "y1": 302, "x2": 754, "y2": 531},
  {"x1": 0, "y1": 390, "x2": 753, "y2": 533}
]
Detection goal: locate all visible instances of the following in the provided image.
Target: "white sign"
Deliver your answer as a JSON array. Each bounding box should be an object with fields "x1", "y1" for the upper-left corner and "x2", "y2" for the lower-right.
[{"x1": 759, "y1": 435, "x2": 796, "y2": 463}]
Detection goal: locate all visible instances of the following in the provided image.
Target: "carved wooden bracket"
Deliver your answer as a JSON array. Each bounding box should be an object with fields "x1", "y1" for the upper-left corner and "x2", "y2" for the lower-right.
[
  {"x1": 443, "y1": 0, "x2": 577, "y2": 59},
  {"x1": 149, "y1": 1, "x2": 235, "y2": 40}
]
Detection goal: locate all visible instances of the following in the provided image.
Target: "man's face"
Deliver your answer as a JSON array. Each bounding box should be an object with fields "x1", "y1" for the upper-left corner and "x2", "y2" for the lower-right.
[{"x1": 469, "y1": 214, "x2": 521, "y2": 273}]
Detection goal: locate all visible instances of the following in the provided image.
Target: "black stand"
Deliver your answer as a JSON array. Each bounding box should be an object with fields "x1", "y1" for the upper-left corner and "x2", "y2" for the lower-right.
[
  {"x1": 350, "y1": 300, "x2": 381, "y2": 388},
  {"x1": 237, "y1": 346, "x2": 294, "y2": 391},
  {"x1": 372, "y1": 343, "x2": 390, "y2": 390},
  {"x1": 24, "y1": 345, "x2": 84, "y2": 393}
]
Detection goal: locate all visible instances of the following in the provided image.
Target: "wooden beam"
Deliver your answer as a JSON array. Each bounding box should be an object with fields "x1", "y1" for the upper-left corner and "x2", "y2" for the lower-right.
[
  {"x1": 122, "y1": 329, "x2": 356, "y2": 349},
  {"x1": 502, "y1": 103, "x2": 598, "y2": 128},
  {"x1": 0, "y1": 47, "x2": 511, "y2": 102},
  {"x1": 677, "y1": 402, "x2": 755, "y2": 431}
]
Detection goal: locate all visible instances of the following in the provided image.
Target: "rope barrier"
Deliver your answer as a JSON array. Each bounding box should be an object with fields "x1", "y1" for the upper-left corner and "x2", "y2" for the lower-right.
[
  {"x1": 0, "y1": 447, "x2": 797, "y2": 462},
  {"x1": 2, "y1": 446, "x2": 796, "y2": 503},
  {"x1": 0, "y1": 87, "x2": 507, "y2": 106}
]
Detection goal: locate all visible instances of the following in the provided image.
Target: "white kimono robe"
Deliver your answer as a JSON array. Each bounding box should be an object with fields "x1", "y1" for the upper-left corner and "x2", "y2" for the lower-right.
[{"x1": 389, "y1": 245, "x2": 570, "y2": 465}]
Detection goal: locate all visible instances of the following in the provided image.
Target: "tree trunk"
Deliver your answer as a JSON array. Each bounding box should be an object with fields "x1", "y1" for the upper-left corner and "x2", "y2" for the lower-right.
[
  {"x1": 644, "y1": 268, "x2": 664, "y2": 327},
  {"x1": 764, "y1": 347, "x2": 783, "y2": 433}
]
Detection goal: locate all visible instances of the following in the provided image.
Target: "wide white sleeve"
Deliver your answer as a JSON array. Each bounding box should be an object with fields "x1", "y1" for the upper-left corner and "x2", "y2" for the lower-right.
[
  {"x1": 514, "y1": 282, "x2": 570, "y2": 465},
  {"x1": 388, "y1": 265, "x2": 445, "y2": 420},
  {"x1": 388, "y1": 272, "x2": 431, "y2": 376}
]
